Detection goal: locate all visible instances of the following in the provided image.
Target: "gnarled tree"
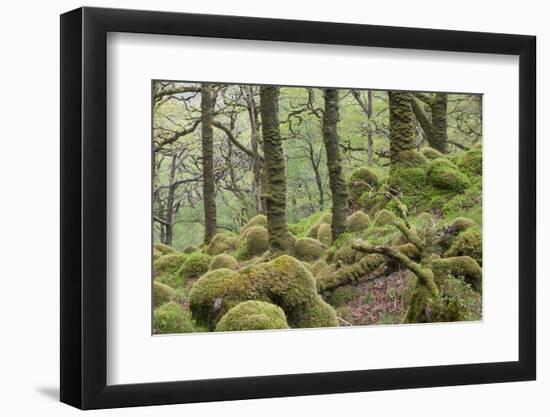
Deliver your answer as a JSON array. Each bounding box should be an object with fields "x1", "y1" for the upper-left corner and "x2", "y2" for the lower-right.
[
  {"x1": 322, "y1": 88, "x2": 348, "y2": 241},
  {"x1": 410, "y1": 92, "x2": 448, "y2": 153},
  {"x1": 201, "y1": 83, "x2": 217, "y2": 244},
  {"x1": 388, "y1": 91, "x2": 416, "y2": 166}
]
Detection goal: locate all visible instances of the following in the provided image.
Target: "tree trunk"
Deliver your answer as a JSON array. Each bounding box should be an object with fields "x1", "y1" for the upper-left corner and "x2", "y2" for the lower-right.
[
  {"x1": 259, "y1": 86, "x2": 289, "y2": 252},
  {"x1": 201, "y1": 83, "x2": 217, "y2": 244},
  {"x1": 367, "y1": 90, "x2": 373, "y2": 166},
  {"x1": 164, "y1": 153, "x2": 178, "y2": 246},
  {"x1": 322, "y1": 88, "x2": 348, "y2": 241},
  {"x1": 244, "y1": 86, "x2": 265, "y2": 214},
  {"x1": 388, "y1": 91, "x2": 416, "y2": 166},
  {"x1": 410, "y1": 93, "x2": 448, "y2": 153}
]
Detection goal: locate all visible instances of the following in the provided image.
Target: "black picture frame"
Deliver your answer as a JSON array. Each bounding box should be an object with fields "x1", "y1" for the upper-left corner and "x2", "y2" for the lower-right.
[{"x1": 60, "y1": 6, "x2": 536, "y2": 410}]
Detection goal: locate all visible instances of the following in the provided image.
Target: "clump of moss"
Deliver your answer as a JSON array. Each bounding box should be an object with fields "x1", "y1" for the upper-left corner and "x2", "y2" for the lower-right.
[
  {"x1": 305, "y1": 213, "x2": 332, "y2": 238},
  {"x1": 445, "y1": 227, "x2": 482, "y2": 265},
  {"x1": 215, "y1": 300, "x2": 289, "y2": 332},
  {"x1": 294, "y1": 238, "x2": 326, "y2": 262},
  {"x1": 153, "y1": 248, "x2": 163, "y2": 262},
  {"x1": 311, "y1": 259, "x2": 328, "y2": 276},
  {"x1": 332, "y1": 241, "x2": 361, "y2": 265},
  {"x1": 153, "y1": 253, "x2": 186, "y2": 277},
  {"x1": 347, "y1": 167, "x2": 378, "y2": 207},
  {"x1": 346, "y1": 211, "x2": 371, "y2": 232},
  {"x1": 153, "y1": 302, "x2": 195, "y2": 334},
  {"x1": 421, "y1": 147, "x2": 445, "y2": 160},
  {"x1": 374, "y1": 209, "x2": 396, "y2": 226},
  {"x1": 189, "y1": 255, "x2": 337, "y2": 329},
  {"x1": 431, "y1": 256, "x2": 482, "y2": 292},
  {"x1": 153, "y1": 281, "x2": 175, "y2": 308},
  {"x1": 442, "y1": 183, "x2": 482, "y2": 214},
  {"x1": 244, "y1": 226, "x2": 269, "y2": 258},
  {"x1": 206, "y1": 233, "x2": 239, "y2": 256},
  {"x1": 426, "y1": 158, "x2": 471, "y2": 192},
  {"x1": 209, "y1": 253, "x2": 239, "y2": 271},
  {"x1": 154, "y1": 242, "x2": 175, "y2": 255},
  {"x1": 317, "y1": 223, "x2": 332, "y2": 246},
  {"x1": 455, "y1": 144, "x2": 482, "y2": 178},
  {"x1": 449, "y1": 217, "x2": 476, "y2": 232},
  {"x1": 240, "y1": 214, "x2": 267, "y2": 236},
  {"x1": 325, "y1": 285, "x2": 358, "y2": 307},
  {"x1": 395, "y1": 149, "x2": 429, "y2": 168},
  {"x1": 177, "y1": 251, "x2": 212, "y2": 282},
  {"x1": 439, "y1": 274, "x2": 482, "y2": 321},
  {"x1": 183, "y1": 245, "x2": 200, "y2": 254}
]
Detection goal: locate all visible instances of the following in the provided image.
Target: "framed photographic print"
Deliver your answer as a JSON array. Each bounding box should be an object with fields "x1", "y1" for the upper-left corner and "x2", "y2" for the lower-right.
[{"x1": 60, "y1": 6, "x2": 536, "y2": 410}]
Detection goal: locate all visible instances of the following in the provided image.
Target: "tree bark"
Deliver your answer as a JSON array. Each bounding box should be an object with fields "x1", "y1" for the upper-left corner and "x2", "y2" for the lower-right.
[
  {"x1": 164, "y1": 153, "x2": 178, "y2": 246},
  {"x1": 259, "y1": 86, "x2": 289, "y2": 252},
  {"x1": 367, "y1": 90, "x2": 374, "y2": 166},
  {"x1": 201, "y1": 83, "x2": 217, "y2": 244},
  {"x1": 244, "y1": 86, "x2": 265, "y2": 214},
  {"x1": 322, "y1": 89, "x2": 348, "y2": 241},
  {"x1": 388, "y1": 91, "x2": 416, "y2": 166},
  {"x1": 410, "y1": 93, "x2": 448, "y2": 153}
]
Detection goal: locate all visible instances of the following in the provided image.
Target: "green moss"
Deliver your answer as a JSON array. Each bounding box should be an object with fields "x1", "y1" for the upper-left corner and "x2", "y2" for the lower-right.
[
  {"x1": 449, "y1": 217, "x2": 476, "y2": 232},
  {"x1": 325, "y1": 285, "x2": 358, "y2": 307},
  {"x1": 153, "y1": 253, "x2": 187, "y2": 277},
  {"x1": 177, "y1": 251, "x2": 212, "y2": 282},
  {"x1": 346, "y1": 211, "x2": 371, "y2": 232},
  {"x1": 332, "y1": 241, "x2": 361, "y2": 265},
  {"x1": 183, "y1": 245, "x2": 200, "y2": 254},
  {"x1": 293, "y1": 296, "x2": 338, "y2": 328},
  {"x1": 153, "y1": 243, "x2": 175, "y2": 255},
  {"x1": 394, "y1": 243, "x2": 421, "y2": 261},
  {"x1": 240, "y1": 214, "x2": 268, "y2": 237},
  {"x1": 347, "y1": 167, "x2": 378, "y2": 207},
  {"x1": 431, "y1": 256, "x2": 482, "y2": 292},
  {"x1": 317, "y1": 223, "x2": 332, "y2": 246},
  {"x1": 420, "y1": 147, "x2": 445, "y2": 160},
  {"x1": 445, "y1": 227, "x2": 482, "y2": 265},
  {"x1": 209, "y1": 253, "x2": 239, "y2": 271},
  {"x1": 153, "y1": 281, "x2": 175, "y2": 308},
  {"x1": 374, "y1": 209, "x2": 396, "y2": 226},
  {"x1": 153, "y1": 302, "x2": 195, "y2": 334},
  {"x1": 305, "y1": 213, "x2": 332, "y2": 238},
  {"x1": 244, "y1": 226, "x2": 269, "y2": 258},
  {"x1": 404, "y1": 284, "x2": 447, "y2": 323},
  {"x1": 442, "y1": 184, "x2": 482, "y2": 214},
  {"x1": 215, "y1": 300, "x2": 289, "y2": 332},
  {"x1": 439, "y1": 274, "x2": 482, "y2": 321},
  {"x1": 294, "y1": 237, "x2": 326, "y2": 262},
  {"x1": 394, "y1": 149, "x2": 428, "y2": 168},
  {"x1": 205, "y1": 233, "x2": 239, "y2": 256},
  {"x1": 426, "y1": 158, "x2": 471, "y2": 192},
  {"x1": 455, "y1": 144, "x2": 482, "y2": 178},
  {"x1": 311, "y1": 259, "x2": 328, "y2": 276},
  {"x1": 153, "y1": 248, "x2": 163, "y2": 262}
]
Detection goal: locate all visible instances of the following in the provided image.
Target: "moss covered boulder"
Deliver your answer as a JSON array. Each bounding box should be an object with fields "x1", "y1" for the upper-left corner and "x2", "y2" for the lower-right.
[
  {"x1": 177, "y1": 251, "x2": 212, "y2": 282},
  {"x1": 206, "y1": 233, "x2": 239, "y2": 256},
  {"x1": 209, "y1": 253, "x2": 239, "y2": 271},
  {"x1": 431, "y1": 256, "x2": 482, "y2": 292},
  {"x1": 153, "y1": 281, "x2": 175, "y2": 308},
  {"x1": 153, "y1": 302, "x2": 195, "y2": 334},
  {"x1": 294, "y1": 238, "x2": 326, "y2": 262},
  {"x1": 449, "y1": 217, "x2": 476, "y2": 233},
  {"x1": 346, "y1": 211, "x2": 371, "y2": 232},
  {"x1": 374, "y1": 209, "x2": 396, "y2": 226},
  {"x1": 244, "y1": 226, "x2": 269, "y2": 258},
  {"x1": 455, "y1": 144, "x2": 482, "y2": 178},
  {"x1": 311, "y1": 259, "x2": 328, "y2": 276},
  {"x1": 215, "y1": 300, "x2": 289, "y2": 332},
  {"x1": 240, "y1": 214, "x2": 268, "y2": 236},
  {"x1": 153, "y1": 243, "x2": 176, "y2": 256},
  {"x1": 189, "y1": 255, "x2": 337, "y2": 329},
  {"x1": 183, "y1": 245, "x2": 200, "y2": 254},
  {"x1": 306, "y1": 213, "x2": 332, "y2": 238},
  {"x1": 153, "y1": 253, "x2": 186, "y2": 277},
  {"x1": 317, "y1": 223, "x2": 332, "y2": 246},
  {"x1": 332, "y1": 241, "x2": 361, "y2": 265},
  {"x1": 347, "y1": 167, "x2": 378, "y2": 207},
  {"x1": 426, "y1": 158, "x2": 471, "y2": 192},
  {"x1": 421, "y1": 147, "x2": 445, "y2": 160},
  {"x1": 445, "y1": 227, "x2": 482, "y2": 265}
]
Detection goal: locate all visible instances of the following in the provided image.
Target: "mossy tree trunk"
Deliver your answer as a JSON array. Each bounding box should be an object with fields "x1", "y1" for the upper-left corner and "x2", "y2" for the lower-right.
[
  {"x1": 388, "y1": 91, "x2": 416, "y2": 166},
  {"x1": 260, "y1": 86, "x2": 289, "y2": 252},
  {"x1": 244, "y1": 85, "x2": 265, "y2": 214},
  {"x1": 351, "y1": 89, "x2": 374, "y2": 166},
  {"x1": 201, "y1": 83, "x2": 217, "y2": 244},
  {"x1": 322, "y1": 89, "x2": 349, "y2": 241},
  {"x1": 410, "y1": 93, "x2": 448, "y2": 153}
]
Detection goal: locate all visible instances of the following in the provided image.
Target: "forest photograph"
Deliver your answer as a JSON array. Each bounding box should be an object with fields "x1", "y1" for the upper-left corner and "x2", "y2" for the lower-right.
[{"x1": 152, "y1": 81, "x2": 483, "y2": 334}]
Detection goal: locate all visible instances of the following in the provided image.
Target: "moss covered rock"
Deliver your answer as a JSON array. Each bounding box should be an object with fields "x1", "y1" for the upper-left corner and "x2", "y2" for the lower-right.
[
  {"x1": 421, "y1": 147, "x2": 445, "y2": 160},
  {"x1": 215, "y1": 300, "x2": 289, "y2": 332},
  {"x1": 209, "y1": 253, "x2": 239, "y2": 271},
  {"x1": 206, "y1": 233, "x2": 239, "y2": 256},
  {"x1": 394, "y1": 149, "x2": 428, "y2": 168},
  {"x1": 311, "y1": 259, "x2": 328, "y2": 276},
  {"x1": 244, "y1": 226, "x2": 269, "y2": 258},
  {"x1": 325, "y1": 285, "x2": 358, "y2": 307},
  {"x1": 240, "y1": 214, "x2": 268, "y2": 236},
  {"x1": 153, "y1": 253, "x2": 186, "y2": 276},
  {"x1": 153, "y1": 248, "x2": 163, "y2": 262},
  {"x1": 427, "y1": 158, "x2": 471, "y2": 192},
  {"x1": 347, "y1": 167, "x2": 378, "y2": 207},
  {"x1": 455, "y1": 144, "x2": 482, "y2": 178},
  {"x1": 442, "y1": 182, "x2": 482, "y2": 214},
  {"x1": 178, "y1": 251, "x2": 212, "y2": 282},
  {"x1": 294, "y1": 238, "x2": 326, "y2": 262},
  {"x1": 153, "y1": 243, "x2": 176, "y2": 256},
  {"x1": 445, "y1": 227, "x2": 482, "y2": 265},
  {"x1": 153, "y1": 302, "x2": 195, "y2": 334},
  {"x1": 431, "y1": 256, "x2": 482, "y2": 292},
  {"x1": 183, "y1": 245, "x2": 200, "y2": 254},
  {"x1": 374, "y1": 209, "x2": 396, "y2": 226},
  {"x1": 153, "y1": 281, "x2": 175, "y2": 308},
  {"x1": 449, "y1": 217, "x2": 476, "y2": 233},
  {"x1": 346, "y1": 211, "x2": 371, "y2": 232},
  {"x1": 332, "y1": 241, "x2": 361, "y2": 265},
  {"x1": 306, "y1": 213, "x2": 332, "y2": 238},
  {"x1": 317, "y1": 223, "x2": 332, "y2": 246}
]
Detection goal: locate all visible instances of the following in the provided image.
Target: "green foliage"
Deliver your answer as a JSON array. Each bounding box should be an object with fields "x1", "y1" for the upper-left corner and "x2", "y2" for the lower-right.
[
  {"x1": 209, "y1": 253, "x2": 239, "y2": 271},
  {"x1": 297, "y1": 212, "x2": 330, "y2": 239},
  {"x1": 153, "y1": 302, "x2": 196, "y2": 334},
  {"x1": 153, "y1": 281, "x2": 176, "y2": 309},
  {"x1": 431, "y1": 256, "x2": 482, "y2": 292},
  {"x1": 215, "y1": 300, "x2": 289, "y2": 332}
]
